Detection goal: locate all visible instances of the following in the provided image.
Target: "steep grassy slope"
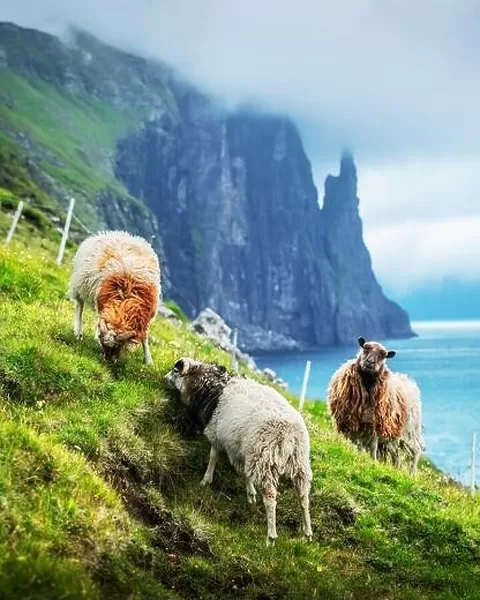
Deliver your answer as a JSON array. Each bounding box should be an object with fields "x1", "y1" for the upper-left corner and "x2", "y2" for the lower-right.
[
  {"x1": 0, "y1": 200, "x2": 479, "y2": 599},
  {"x1": 0, "y1": 23, "x2": 177, "y2": 227}
]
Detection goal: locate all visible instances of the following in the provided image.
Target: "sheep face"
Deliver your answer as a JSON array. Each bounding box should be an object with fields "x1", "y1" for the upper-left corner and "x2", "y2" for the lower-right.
[
  {"x1": 357, "y1": 336, "x2": 396, "y2": 375},
  {"x1": 164, "y1": 358, "x2": 229, "y2": 409},
  {"x1": 96, "y1": 318, "x2": 137, "y2": 362}
]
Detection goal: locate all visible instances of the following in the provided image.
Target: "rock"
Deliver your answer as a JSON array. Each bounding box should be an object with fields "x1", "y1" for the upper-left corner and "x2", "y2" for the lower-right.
[
  {"x1": 190, "y1": 308, "x2": 257, "y2": 372},
  {"x1": 322, "y1": 150, "x2": 415, "y2": 341},
  {"x1": 157, "y1": 303, "x2": 182, "y2": 324},
  {"x1": 274, "y1": 378, "x2": 289, "y2": 390},
  {"x1": 262, "y1": 368, "x2": 277, "y2": 382},
  {"x1": 116, "y1": 100, "x2": 415, "y2": 349},
  {"x1": 261, "y1": 368, "x2": 289, "y2": 390},
  {"x1": 190, "y1": 308, "x2": 232, "y2": 350}
]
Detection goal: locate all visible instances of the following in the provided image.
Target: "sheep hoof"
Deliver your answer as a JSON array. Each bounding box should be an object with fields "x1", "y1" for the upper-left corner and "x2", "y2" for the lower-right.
[
  {"x1": 75, "y1": 333, "x2": 83, "y2": 341},
  {"x1": 200, "y1": 477, "x2": 211, "y2": 487},
  {"x1": 247, "y1": 494, "x2": 257, "y2": 505},
  {"x1": 304, "y1": 534, "x2": 313, "y2": 542},
  {"x1": 266, "y1": 536, "x2": 277, "y2": 548}
]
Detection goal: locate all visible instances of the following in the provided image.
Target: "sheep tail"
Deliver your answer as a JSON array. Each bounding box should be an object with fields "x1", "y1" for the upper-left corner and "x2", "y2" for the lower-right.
[{"x1": 245, "y1": 421, "x2": 311, "y2": 489}]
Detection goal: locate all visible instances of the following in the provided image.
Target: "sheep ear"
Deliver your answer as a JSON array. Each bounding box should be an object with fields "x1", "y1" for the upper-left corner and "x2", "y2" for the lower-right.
[
  {"x1": 386, "y1": 350, "x2": 396, "y2": 359},
  {"x1": 174, "y1": 358, "x2": 189, "y2": 375},
  {"x1": 358, "y1": 336, "x2": 366, "y2": 347},
  {"x1": 117, "y1": 330, "x2": 135, "y2": 342},
  {"x1": 99, "y1": 319, "x2": 108, "y2": 335}
]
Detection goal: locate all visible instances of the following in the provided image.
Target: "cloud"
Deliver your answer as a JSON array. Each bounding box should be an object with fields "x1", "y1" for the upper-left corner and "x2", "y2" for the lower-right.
[
  {"x1": 365, "y1": 216, "x2": 480, "y2": 293},
  {"x1": 351, "y1": 157, "x2": 480, "y2": 292},
  {"x1": 2, "y1": 0, "x2": 480, "y2": 294},
  {"x1": 358, "y1": 157, "x2": 480, "y2": 229},
  {"x1": 2, "y1": 0, "x2": 480, "y2": 160}
]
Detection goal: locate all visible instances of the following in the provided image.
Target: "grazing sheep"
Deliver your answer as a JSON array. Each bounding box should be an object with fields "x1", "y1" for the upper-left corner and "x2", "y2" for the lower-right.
[
  {"x1": 327, "y1": 337, "x2": 424, "y2": 475},
  {"x1": 164, "y1": 358, "x2": 312, "y2": 547},
  {"x1": 69, "y1": 231, "x2": 161, "y2": 365}
]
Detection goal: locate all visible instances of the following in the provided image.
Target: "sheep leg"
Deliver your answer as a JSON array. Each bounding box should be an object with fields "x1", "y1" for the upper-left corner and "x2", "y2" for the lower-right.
[
  {"x1": 391, "y1": 446, "x2": 401, "y2": 469},
  {"x1": 142, "y1": 337, "x2": 153, "y2": 366},
  {"x1": 201, "y1": 446, "x2": 219, "y2": 486},
  {"x1": 409, "y1": 451, "x2": 420, "y2": 477},
  {"x1": 246, "y1": 478, "x2": 257, "y2": 504},
  {"x1": 73, "y1": 299, "x2": 84, "y2": 339},
  {"x1": 369, "y1": 437, "x2": 378, "y2": 461},
  {"x1": 294, "y1": 475, "x2": 313, "y2": 541},
  {"x1": 262, "y1": 483, "x2": 277, "y2": 547}
]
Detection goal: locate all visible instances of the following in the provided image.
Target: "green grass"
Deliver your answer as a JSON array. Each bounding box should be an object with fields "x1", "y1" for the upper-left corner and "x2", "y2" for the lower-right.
[
  {"x1": 164, "y1": 300, "x2": 190, "y2": 323},
  {"x1": 0, "y1": 206, "x2": 479, "y2": 599},
  {"x1": 0, "y1": 70, "x2": 156, "y2": 227}
]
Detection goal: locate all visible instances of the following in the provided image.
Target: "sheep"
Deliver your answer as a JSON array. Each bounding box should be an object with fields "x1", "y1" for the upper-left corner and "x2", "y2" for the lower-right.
[
  {"x1": 164, "y1": 358, "x2": 313, "y2": 547},
  {"x1": 69, "y1": 230, "x2": 161, "y2": 365},
  {"x1": 327, "y1": 336, "x2": 424, "y2": 475}
]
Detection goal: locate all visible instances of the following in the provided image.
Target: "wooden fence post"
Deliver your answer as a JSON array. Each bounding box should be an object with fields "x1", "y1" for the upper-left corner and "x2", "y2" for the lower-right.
[
  {"x1": 299, "y1": 360, "x2": 312, "y2": 412},
  {"x1": 56, "y1": 197, "x2": 75, "y2": 265},
  {"x1": 471, "y1": 432, "x2": 477, "y2": 496},
  {"x1": 5, "y1": 200, "x2": 24, "y2": 246},
  {"x1": 231, "y1": 328, "x2": 239, "y2": 371}
]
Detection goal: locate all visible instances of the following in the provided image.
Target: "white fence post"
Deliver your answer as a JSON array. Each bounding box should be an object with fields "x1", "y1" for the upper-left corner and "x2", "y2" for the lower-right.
[
  {"x1": 471, "y1": 432, "x2": 477, "y2": 496},
  {"x1": 231, "y1": 328, "x2": 238, "y2": 371},
  {"x1": 298, "y1": 360, "x2": 312, "y2": 412},
  {"x1": 56, "y1": 197, "x2": 75, "y2": 265},
  {"x1": 5, "y1": 200, "x2": 24, "y2": 246}
]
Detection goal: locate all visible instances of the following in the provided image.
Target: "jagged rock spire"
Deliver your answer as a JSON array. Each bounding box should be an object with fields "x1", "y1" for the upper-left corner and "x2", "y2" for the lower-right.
[{"x1": 339, "y1": 148, "x2": 357, "y2": 181}]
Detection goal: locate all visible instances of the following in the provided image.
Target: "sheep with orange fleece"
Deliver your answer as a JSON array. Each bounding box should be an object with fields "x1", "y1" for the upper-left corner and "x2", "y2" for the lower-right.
[{"x1": 69, "y1": 231, "x2": 161, "y2": 364}]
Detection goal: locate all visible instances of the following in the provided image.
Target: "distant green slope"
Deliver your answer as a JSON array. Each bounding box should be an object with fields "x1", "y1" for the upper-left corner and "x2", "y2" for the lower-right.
[
  {"x1": 0, "y1": 196, "x2": 479, "y2": 599},
  {"x1": 1, "y1": 69, "x2": 139, "y2": 225},
  {"x1": 0, "y1": 22, "x2": 177, "y2": 228}
]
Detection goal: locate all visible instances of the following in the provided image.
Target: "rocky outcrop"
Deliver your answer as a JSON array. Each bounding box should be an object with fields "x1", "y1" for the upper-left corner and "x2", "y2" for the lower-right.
[
  {"x1": 190, "y1": 308, "x2": 288, "y2": 388},
  {"x1": 190, "y1": 308, "x2": 257, "y2": 372},
  {"x1": 321, "y1": 151, "x2": 414, "y2": 341},
  {"x1": 116, "y1": 106, "x2": 414, "y2": 348}
]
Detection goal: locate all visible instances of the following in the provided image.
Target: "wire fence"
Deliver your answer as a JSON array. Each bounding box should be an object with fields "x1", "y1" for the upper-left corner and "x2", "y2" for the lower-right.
[
  {"x1": 2, "y1": 194, "x2": 148, "y2": 261},
  {"x1": 3, "y1": 195, "x2": 99, "y2": 261}
]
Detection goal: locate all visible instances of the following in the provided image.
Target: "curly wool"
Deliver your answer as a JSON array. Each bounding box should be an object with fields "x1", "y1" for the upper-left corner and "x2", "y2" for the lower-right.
[
  {"x1": 69, "y1": 231, "x2": 161, "y2": 363},
  {"x1": 206, "y1": 378, "x2": 312, "y2": 489},
  {"x1": 97, "y1": 273, "x2": 158, "y2": 342},
  {"x1": 328, "y1": 360, "x2": 408, "y2": 439}
]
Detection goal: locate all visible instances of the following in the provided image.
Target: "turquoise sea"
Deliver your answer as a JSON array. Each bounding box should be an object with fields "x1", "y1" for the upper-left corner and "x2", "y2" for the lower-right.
[{"x1": 254, "y1": 321, "x2": 480, "y2": 485}]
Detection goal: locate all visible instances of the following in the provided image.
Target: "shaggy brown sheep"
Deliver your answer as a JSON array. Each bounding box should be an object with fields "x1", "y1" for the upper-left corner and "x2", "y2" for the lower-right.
[{"x1": 327, "y1": 336, "x2": 424, "y2": 475}]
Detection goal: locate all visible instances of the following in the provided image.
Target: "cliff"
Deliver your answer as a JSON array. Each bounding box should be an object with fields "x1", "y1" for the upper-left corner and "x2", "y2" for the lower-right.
[{"x1": 0, "y1": 22, "x2": 414, "y2": 350}]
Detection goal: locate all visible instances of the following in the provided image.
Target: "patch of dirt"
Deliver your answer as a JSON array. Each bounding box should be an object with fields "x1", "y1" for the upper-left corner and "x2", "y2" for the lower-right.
[{"x1": 104, "y1": 458, "x2": 211, "y2": 557}]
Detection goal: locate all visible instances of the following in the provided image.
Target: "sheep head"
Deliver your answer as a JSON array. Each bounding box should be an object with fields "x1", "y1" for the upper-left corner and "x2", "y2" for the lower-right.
[
  {"x1": 164, "y1": 357, "x2": 229, "y2": 410},
  {"x1": 356, "y1": 336, "x2": 396, "y2": 375},
  {"x1": 96, "y1": 318, "x2": 137, "y2": 362}
]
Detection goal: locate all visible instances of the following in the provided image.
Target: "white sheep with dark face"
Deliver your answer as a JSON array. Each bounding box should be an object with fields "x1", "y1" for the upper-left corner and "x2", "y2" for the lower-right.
[{"x1": 165, "y1": 358, "x2": 313, "y2": 547}]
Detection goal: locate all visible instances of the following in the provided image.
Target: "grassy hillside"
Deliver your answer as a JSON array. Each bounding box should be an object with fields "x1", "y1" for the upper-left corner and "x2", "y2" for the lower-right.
[
  {"x1": 0, "y1": 23, "x2": 178, "y2": 227},
  {"x1": 0, "y1": 200, "x2": 479, "y2": 600}
]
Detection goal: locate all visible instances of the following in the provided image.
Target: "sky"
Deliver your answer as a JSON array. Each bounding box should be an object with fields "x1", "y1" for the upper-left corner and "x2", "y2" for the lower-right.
[{"x1": 2, "y1": 0, "x2": 480, "y2": 298}]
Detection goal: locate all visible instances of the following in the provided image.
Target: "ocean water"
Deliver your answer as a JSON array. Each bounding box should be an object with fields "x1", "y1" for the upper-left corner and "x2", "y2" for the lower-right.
[{"x1": 254, "y1": 321, "x2": 480, "y2": 485}]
